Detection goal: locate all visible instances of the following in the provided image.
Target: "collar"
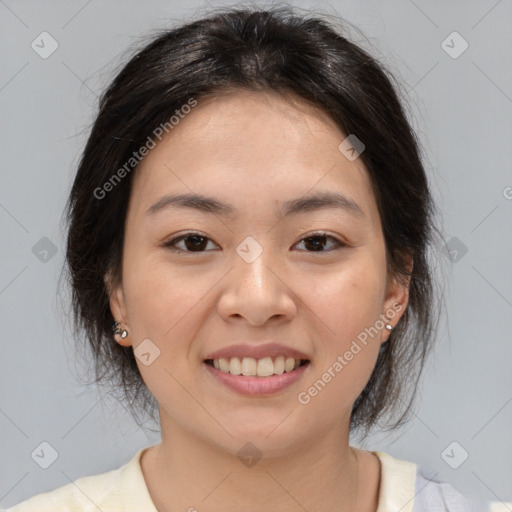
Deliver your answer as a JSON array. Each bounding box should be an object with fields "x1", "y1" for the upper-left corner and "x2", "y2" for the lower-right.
[{"x1": 124, "y1": 446, "x2": 417, "y2": 512}]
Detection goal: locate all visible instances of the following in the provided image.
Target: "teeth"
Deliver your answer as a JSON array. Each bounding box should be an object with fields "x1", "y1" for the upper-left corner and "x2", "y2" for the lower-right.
[
  {"x1": 257, "y1": 357, "x2": 274, "y2": 377},
  {"x1": 284, "y1": 357, "x2": 295, "y2": 372},
  {"x1": 273, "y1": 356, "x2": 284, "y2": 374},
  {"x1": 209, "y1": 356, "x2": 306, "y2": 377},
  {"x1": 219, "y1": 357, "x2": 230, "y2": 372},
  {"x1": 241, "y1": 357, "x2": 256, "y2": 376},
  {"x1": 229, "y1": 357, "x2": 242, "y2": 375}
]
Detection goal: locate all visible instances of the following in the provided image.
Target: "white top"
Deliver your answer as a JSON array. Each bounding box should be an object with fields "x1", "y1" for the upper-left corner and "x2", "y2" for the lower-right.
[{"x1": 2, "y1": 446, "x2": 480, "y2": 511}]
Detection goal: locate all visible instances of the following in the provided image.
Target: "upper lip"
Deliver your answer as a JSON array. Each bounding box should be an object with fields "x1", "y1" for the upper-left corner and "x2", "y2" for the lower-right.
[{"x1": 204, "y1": 342, "x2": 310, "y2": 361}]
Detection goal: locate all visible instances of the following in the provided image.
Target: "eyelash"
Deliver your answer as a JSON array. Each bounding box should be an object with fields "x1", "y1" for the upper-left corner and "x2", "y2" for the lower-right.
[{"x1": 162, "y1": 231, "x2": 346, "y2": 254}]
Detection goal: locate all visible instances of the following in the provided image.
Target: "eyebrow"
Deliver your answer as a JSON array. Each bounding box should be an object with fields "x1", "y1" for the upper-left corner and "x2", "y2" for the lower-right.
[{"x1": 145, "y1": 191, "x2": 365, "y2": 219}]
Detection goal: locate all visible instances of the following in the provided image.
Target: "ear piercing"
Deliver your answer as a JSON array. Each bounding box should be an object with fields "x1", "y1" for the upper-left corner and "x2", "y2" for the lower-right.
[
  {"x1": 110, "y1": 320, "x2": 394, "y2": 341},
  {"x1": 112, "y1": 320, "x2": 128, "y2": 340}
]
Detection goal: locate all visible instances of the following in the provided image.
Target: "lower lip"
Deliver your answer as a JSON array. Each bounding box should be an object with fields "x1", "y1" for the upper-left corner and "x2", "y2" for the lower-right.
[{"x1": 204, "y1": 362, "x2": 310, "y2": 396}]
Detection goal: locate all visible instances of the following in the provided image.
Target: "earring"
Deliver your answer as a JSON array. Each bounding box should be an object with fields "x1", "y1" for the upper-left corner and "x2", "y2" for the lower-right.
[
  {"x1": 112, "y1": 320, "x2": 128, "y2": 340},
  {"x1": 385, "y1": 324, "x2": 393, "y2": 332}
]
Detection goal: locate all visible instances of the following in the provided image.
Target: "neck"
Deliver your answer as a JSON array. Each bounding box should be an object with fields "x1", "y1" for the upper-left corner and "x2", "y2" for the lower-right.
[{"x1": 141, "y1": 412, "x2": 380, "y2": 512}]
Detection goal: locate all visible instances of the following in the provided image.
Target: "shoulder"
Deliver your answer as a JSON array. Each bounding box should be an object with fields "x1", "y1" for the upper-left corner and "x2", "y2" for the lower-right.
[
  {"x1": 412, "y1": 471, "x2": 473, "y2": 512},
  {"x1": 1, "y1": 446, "x2": 156, "y2": 512},
  {"x1": 374, "y1": 451, "x2": 475, "y2": 512}
]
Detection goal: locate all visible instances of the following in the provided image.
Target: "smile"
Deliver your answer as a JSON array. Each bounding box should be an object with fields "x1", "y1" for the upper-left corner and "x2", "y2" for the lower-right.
[
  {"x1": 205, "y1": 356, "x2": 309, "y2": 377},
  {"x1": 203, "y1": 357, "x2": 311, "y2": 396}
]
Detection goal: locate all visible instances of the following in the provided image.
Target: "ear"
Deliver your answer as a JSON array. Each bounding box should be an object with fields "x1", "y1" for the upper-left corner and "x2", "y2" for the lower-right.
[
  {"x1": 104, "y1": 270, "x2": 132, "y2": 347},
  {"x1": 381, "y1": 253, "x2": 413, "y2": 343}
]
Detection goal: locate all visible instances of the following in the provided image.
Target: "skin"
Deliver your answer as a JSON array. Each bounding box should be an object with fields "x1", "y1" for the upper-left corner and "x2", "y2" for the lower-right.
[{"x1": 107, "y1": 90, "x2": 411, "y2": 512}]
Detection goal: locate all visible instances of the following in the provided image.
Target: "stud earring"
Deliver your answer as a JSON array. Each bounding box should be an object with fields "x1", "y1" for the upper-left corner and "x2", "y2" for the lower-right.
[
  {"x1": 112, "y1": 320, "x2": 128, "y2": 340},
  {"x1": 385, "y1": 324, "x2": 393, "y2": 332}
]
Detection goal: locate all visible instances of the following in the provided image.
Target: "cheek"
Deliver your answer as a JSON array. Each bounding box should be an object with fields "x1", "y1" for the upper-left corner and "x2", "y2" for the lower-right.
[
  {"x1": 296, "y1": 260, "x2": 386, "y2": 403},
  {"x1": 121, "y1": 253, "x2": 225, "y2": 396},
  {"x1": 122, "y1": 249, "x2": 211, "y2": 338},
  {"x1": 120, "y1": 257, "x2": 210, "y2": 414},
  {"x1": 304, "y1": 262, "x2": 386, "y2": 346}
]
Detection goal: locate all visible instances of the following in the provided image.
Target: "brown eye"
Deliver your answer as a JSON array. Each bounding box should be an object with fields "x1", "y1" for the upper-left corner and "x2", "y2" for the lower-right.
[
  {"x1": 294, "y1": 233, "x2": 345, "y2": 252},
  {"x1": 164, "y1": 233, "x2": 218, "y2": 253}
]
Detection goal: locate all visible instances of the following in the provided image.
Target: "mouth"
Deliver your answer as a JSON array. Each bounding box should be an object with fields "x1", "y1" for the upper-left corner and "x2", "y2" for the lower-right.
[
  {"x1": 203, "y1": 356, "x2": 310, "y2": 396},
  {"x1": 202, "y1": 342, "x2": 312, "y2": 395},
  {"x1": 204, "y1": 356, "x2": 310, "y2": 377}
]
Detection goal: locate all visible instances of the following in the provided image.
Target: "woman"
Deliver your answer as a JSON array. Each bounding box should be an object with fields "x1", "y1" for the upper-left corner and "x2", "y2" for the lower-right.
[{"x1": 4, "y1": 6, "x2": 482, "y2": 511}]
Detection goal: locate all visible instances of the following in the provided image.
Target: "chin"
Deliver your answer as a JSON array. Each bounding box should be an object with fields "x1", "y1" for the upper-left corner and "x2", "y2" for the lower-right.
[
  {"x1": 210, "y1": 432, "x2": 305, "y2": 463},
  {"x1": 211, "y1": 415, "x2": 307, "y2": 455}
]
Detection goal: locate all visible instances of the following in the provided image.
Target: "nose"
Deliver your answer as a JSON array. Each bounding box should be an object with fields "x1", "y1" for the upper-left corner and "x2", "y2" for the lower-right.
[{"x1": 216, "y1": 245, "x2": 297, "y2": 327}]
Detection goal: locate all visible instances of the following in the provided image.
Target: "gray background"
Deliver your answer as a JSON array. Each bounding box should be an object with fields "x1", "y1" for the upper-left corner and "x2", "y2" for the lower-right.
[{"x1": 1, "y1": 0, "x2": 511, "y2": 509}]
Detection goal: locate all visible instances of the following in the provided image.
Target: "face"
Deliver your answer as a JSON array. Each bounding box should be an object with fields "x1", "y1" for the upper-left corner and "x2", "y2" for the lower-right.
[{"x1": 108, "y1": 90, "x2": 410, "y2": 457}]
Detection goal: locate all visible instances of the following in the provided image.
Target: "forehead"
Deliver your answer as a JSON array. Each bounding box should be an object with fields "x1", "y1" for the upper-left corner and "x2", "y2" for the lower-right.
[{"x1": 129, "y1": 90, "x2": 380, "y2": 229}]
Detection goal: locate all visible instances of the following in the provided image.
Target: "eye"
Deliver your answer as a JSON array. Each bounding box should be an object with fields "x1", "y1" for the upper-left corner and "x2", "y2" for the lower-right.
[
  {"x1": 163, "y1": 232, "x2": 219, "y2": 253},
  {"x1": 293, "y1": 232, "x2": 345, "y2": 252},
  {"x1": 163, "y1": 231, "x2": 346, "y2": 254}
]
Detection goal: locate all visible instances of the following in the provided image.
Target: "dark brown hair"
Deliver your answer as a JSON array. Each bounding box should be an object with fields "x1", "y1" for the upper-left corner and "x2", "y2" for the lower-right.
[{"x1": 64, "y1": 6, "x2": 445, "y2": 436}]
